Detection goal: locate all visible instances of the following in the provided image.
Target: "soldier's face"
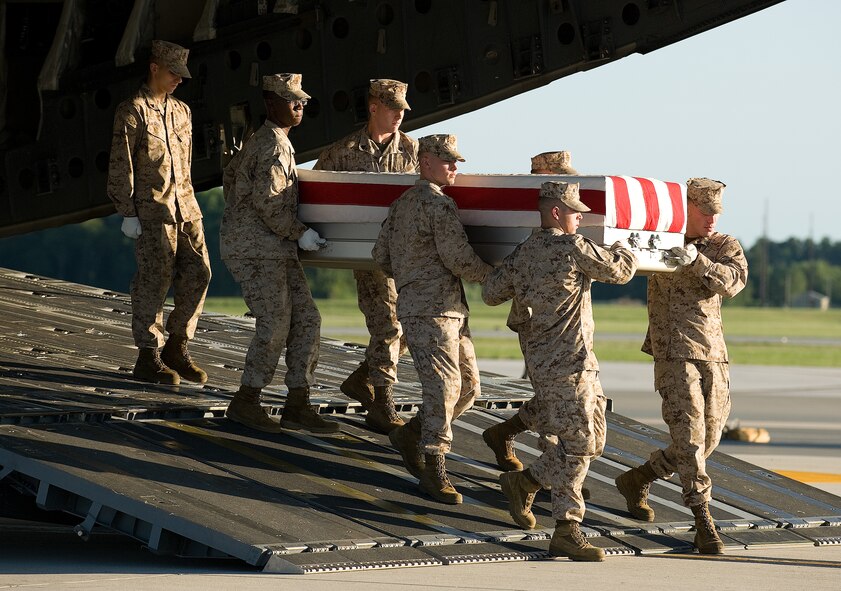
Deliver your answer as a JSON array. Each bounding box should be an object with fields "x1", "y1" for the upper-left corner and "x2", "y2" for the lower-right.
[
  {"x1": 149, "y1": 62, "x2": 182, "y2": 95},
  {"x1": 557, "y1": 207, "x2": 582, "y2": 234},
  {"x1": 686, "y1": 202, "x2": 718, "y2": 238},
  {"x1": 421, "y1": 154, "x2": 458, "y2": 186},
  {"x1": 370, "y1": 100, "x2": 404, "y2": 135},
  {"x1": 270, "y1": 97, "x2": 305, "y2": 128}
]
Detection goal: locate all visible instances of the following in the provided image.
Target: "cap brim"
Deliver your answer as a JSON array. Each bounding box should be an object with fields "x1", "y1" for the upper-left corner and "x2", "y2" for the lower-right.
[
  {"x1": 169, "y1": 64, "x2": 191, "y2": 79},
  {"x1": 690, "y1": 200, "x2": 723, "y2": 216},
  {"x1": 385, "y1": 98, "x2": 411, "y2": 111},
  {"x1": 280, "y1": 88, "x2": 311, "y2": 101},
  {"x1": 566, "y1": 199, "x2": 590, "y2": 213}
]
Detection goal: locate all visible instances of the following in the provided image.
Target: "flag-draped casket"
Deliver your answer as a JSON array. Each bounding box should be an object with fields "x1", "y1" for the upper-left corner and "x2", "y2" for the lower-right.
[{"x1": 297, "y1": 169, "x2": 687, "y2": 273}]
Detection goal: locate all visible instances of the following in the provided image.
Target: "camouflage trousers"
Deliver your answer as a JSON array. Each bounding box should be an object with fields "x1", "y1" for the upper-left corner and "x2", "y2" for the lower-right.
[
  {"x1": 649, "y1": 360, "x2": 731, "y2": 507},
  {"x1": 523, "y1": 370, "x2": 607, "y2": 523},
  {"x1": 354, "y1": 269, "x2": 407, "y2": 386},
  {"x1": 225, "y1": 258, "x2": 321, "y2": 390},
  {"x1": 131, "y1": 220, "x2": 211, "y2": 348},
  {"x1": 517, "y1": 329, "x2": 559, "y2": 458},
  {"x1": 402, "y1": 316, "x2": 479, "y2": 455}
]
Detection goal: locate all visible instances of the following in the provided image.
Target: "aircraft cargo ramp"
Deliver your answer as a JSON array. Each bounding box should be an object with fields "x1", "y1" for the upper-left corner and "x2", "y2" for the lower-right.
[{"x1": 1, "y1": 268, "x2": 840, "y2": 574}]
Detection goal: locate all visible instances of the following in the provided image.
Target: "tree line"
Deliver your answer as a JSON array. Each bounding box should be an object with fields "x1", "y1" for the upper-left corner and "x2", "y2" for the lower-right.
[{"x1": 1, "y1": 187, "x2": 839, "y2": 307}]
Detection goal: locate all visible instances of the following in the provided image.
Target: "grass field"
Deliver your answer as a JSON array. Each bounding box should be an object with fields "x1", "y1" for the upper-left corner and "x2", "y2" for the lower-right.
[{"x1": 204, "y1": 297, "x2": 841, "y2": 367}]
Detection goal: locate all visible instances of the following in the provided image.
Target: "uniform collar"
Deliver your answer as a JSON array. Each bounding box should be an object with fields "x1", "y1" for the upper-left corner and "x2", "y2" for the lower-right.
[
  {"x1": 265, "y1": 120, "x2": 296, "y2": 153},
  {"x1": 688, "y1": 234, "x2": 713, "y2": 247},
  {"x1": 542, "y1": 227, "x2": 566, "y2": 236},
  {"x1": 140, "y1": 84, "x2": 168, "y2": 112},
  {"x1": 356, "y1": 126, "x2": 404, "y2": 155},
  {"x1": 415, "y1": 178, "x2": 445, "y2": 194}
]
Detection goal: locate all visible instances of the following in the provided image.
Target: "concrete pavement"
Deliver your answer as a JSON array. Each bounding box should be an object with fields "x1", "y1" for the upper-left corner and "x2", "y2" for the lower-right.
[{"x1": 2, "y1": 361, "x2": 840, "y2": 589}]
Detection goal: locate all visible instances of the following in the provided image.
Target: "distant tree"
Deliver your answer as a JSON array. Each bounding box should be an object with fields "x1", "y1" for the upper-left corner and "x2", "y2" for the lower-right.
[{"x1": 2, "y1": 206, "x2": 840, "y2": 307}]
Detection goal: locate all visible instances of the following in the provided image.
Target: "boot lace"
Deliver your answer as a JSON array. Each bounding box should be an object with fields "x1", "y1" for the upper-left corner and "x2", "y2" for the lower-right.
[
  {"x1": 503, "y1": 437, "x2": 516, "y2": 459},
  {"x1": 698, "y1": 507, "x2": 716, "y2": 535},
  {"x1": 638, "y1": 482, "x2": 651, "y2": 504},
  {"x1": 150, "y1": 350, "x2": 169, "y2": 371},
  {"x1": 435, "y1": 457, "x2": 454, "y2": 488},
  {"x1": 568, "y1": 521, "x2": 587, "y2": 546}
]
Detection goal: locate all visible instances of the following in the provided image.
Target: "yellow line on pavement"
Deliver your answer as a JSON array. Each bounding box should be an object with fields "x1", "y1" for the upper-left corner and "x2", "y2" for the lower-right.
[
  {"x1": 776, "y1": 470, "x2": 841, "y2": 484},
  {"x1": 645, "y1": 553, "x2": 841, "y2": 569}
]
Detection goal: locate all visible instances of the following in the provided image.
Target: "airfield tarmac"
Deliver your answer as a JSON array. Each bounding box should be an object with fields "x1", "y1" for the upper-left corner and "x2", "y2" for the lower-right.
[{"x1": 1, "y1": 361, "x2": 840, "y2": 590}]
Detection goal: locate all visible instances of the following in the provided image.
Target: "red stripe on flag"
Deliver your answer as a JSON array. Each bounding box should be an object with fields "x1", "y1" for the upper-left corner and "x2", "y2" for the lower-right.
[
  {"x1": 666, "y1": 182, "x2": 685, "y2": 233},
  {"x1": 610, "y1": 177, "x2": 632, "y2": 229},
  {"x1": 443, "y1": 186, "x2": 538, "y2": 211},
  {"x1": 445, "y1": 186, "x2": 607, "y2": 215},
  {"x1": 301, "y1": 180, "x2": 608, "y2": 214},
  {"x1": 580, "y1": 189, "x2": 607, "y2": 216},
  {"x1": 299, "y1": 181, "x2": 407, "y2": 206},
  {"x1": 635, "y1": 177, "x2": 661, "y2": 231}
]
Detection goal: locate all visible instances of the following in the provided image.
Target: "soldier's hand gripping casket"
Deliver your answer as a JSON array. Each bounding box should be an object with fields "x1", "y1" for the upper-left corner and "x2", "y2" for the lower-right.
[
  {"x1": 121, "y1": 216, "x2": 142, "y2": 239},
  {"x1": 298, "y1": 228, "x2": 327, "y2": 251},
  {"x1": 664, "y1": 244, "x2": 698, "y2": 268}
]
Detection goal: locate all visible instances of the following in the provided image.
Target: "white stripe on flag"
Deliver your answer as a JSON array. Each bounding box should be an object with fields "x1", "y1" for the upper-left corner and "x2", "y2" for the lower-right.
[
  {"x1": 624, "y1": 176, "x2": 647, "y2": 230},
  {"x1": 650, "y1": 178, "x2": 674, "y2": 232}
]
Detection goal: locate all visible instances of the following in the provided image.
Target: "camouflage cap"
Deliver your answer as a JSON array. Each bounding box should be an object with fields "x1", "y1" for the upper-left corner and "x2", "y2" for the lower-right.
[
  {"x1": 418, "y1": 134, "x2": 465, "y2": 162},
  {"x1": 151, "y1": 40, "x2": 191, "y2": 79},
  {"x1": 531, "y1": 151, "x2": 578, "y2": 175},
  {"x1": 686, "y1": 177, "x2": 725, "y2": 215},
  {"x1": 370, "y1": 79, "x2": 411, "y2": 110},
  {"x1": 263, "y1": 73, "x2": 311, "y2": 101},
  {"x1": 539, "y1": 181, "x2": 590, "y2": 213}
]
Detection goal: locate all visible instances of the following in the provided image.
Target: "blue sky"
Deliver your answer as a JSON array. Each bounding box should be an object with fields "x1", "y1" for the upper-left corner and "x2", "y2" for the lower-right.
[{"x1": 392, "y1": 0, "x2": 840, "y2": 248}]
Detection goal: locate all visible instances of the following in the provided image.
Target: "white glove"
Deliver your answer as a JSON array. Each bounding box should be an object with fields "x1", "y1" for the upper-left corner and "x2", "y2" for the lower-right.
[
  {"x1": 297, "y1": 228, "x2": 327, "y2": 251},
  {"x1": 665, "y1": 244, "x2": 698, "y2": 268},
  {"x1": 121, "y1": 216, "x2": 142, "y2": 239}
]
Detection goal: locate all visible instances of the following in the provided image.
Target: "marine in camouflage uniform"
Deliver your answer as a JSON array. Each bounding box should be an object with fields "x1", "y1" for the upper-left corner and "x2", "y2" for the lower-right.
[
  {"x1": 107, "y1": 40, "x2": 211, "y2": 386},
  {"x1": 485, "y1": 150, "x2": 581, "y2": 473},
  {"x1": 314, "y1": 79, "x2": 418, "y2": 433},
  {"x1": 373, "y1": 134, "x2": 492, "y2": 505},
  {"x1": 615, "y1": 177, "x2": 748, "y2": 555},
  {"x1": 220, "y1": 73, "x2": 338, "y2": 435},
  {"x1": 483, "y1": 181, "x2": 636, "y2": 562}
]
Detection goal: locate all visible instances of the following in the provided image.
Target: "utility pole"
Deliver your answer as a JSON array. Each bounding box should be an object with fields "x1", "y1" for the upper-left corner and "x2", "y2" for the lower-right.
[
  {"x1": 808, "y1": 212, "x2": 816, "y2": 293},
  {"x1": 759, "y1": 200, "x2": 769, "y2": 306}
]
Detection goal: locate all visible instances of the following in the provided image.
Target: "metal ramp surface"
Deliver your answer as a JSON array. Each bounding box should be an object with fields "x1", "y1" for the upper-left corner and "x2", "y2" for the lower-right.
[{"x1": 1, "y1": 268, "x2": 840, "y2": 573}]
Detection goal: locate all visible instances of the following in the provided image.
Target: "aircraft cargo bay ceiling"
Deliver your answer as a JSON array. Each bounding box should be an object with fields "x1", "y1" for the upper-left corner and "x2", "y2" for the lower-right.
[{"x1": 0, "y1": 0, "x2": 784, "y2": 237}]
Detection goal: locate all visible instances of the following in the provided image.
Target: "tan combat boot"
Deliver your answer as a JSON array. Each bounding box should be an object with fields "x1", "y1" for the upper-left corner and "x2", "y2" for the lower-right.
[
  {"x1": 225, "y1": 385, "x2": 282, "y2": 433},
  {"x1": 365, "y1": 385, "x2": 405, "y2": 434},
  {"x1": 419, "y1": 453, "x2": 462, "y2": 505},
  {"x1": 340, "y1": 360, "x2": 374, "y2": 409},
  {"x1": 549, "y1": 520, "x2": 605, "y2": 562},
  {"x1": 133, "y1": 347, "x2": 179, "y2": 385},
  {"x1": 280, "y1": 387, "x2": 341, "y2": 433},
  {"x1": 389, "y1": 416, "x2": 425, "y2": 478},
  {"x1": 161, "y1": 335, "x2": 208, "y2": 384},
  {"x1": 482, "y1": 415, "x2": 525, "y2": 472},
  {"x1": 499, "y1": 469, "x2": 541, "y2": 529},
  {"x1": 615, "y1": 461, "x2": 657, "y2": 521},
  {"x1": 691, "y1": 502, "x2": 725, "y2": 554}
]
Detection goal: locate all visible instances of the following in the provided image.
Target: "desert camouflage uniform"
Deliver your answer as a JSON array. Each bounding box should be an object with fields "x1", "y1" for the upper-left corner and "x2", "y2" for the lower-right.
[
  {"x1": 483, "y1": 229, "x2": 637, "y2": 521},
  {"x1": 220, "y1": 120, "x2": 320, "y2": 389},
  {"x1": 314, "y1": 128, "x2": 418, "y2": 386},
  {"x1": 107, "y1": 84, "x2": 211, "y2": 348},
  {"x1": 643, "y1": 232, "x2": 747, "y2": 506},
  {"x1": 373, "y1": 179, "x2": 492, "y2": 453}
]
